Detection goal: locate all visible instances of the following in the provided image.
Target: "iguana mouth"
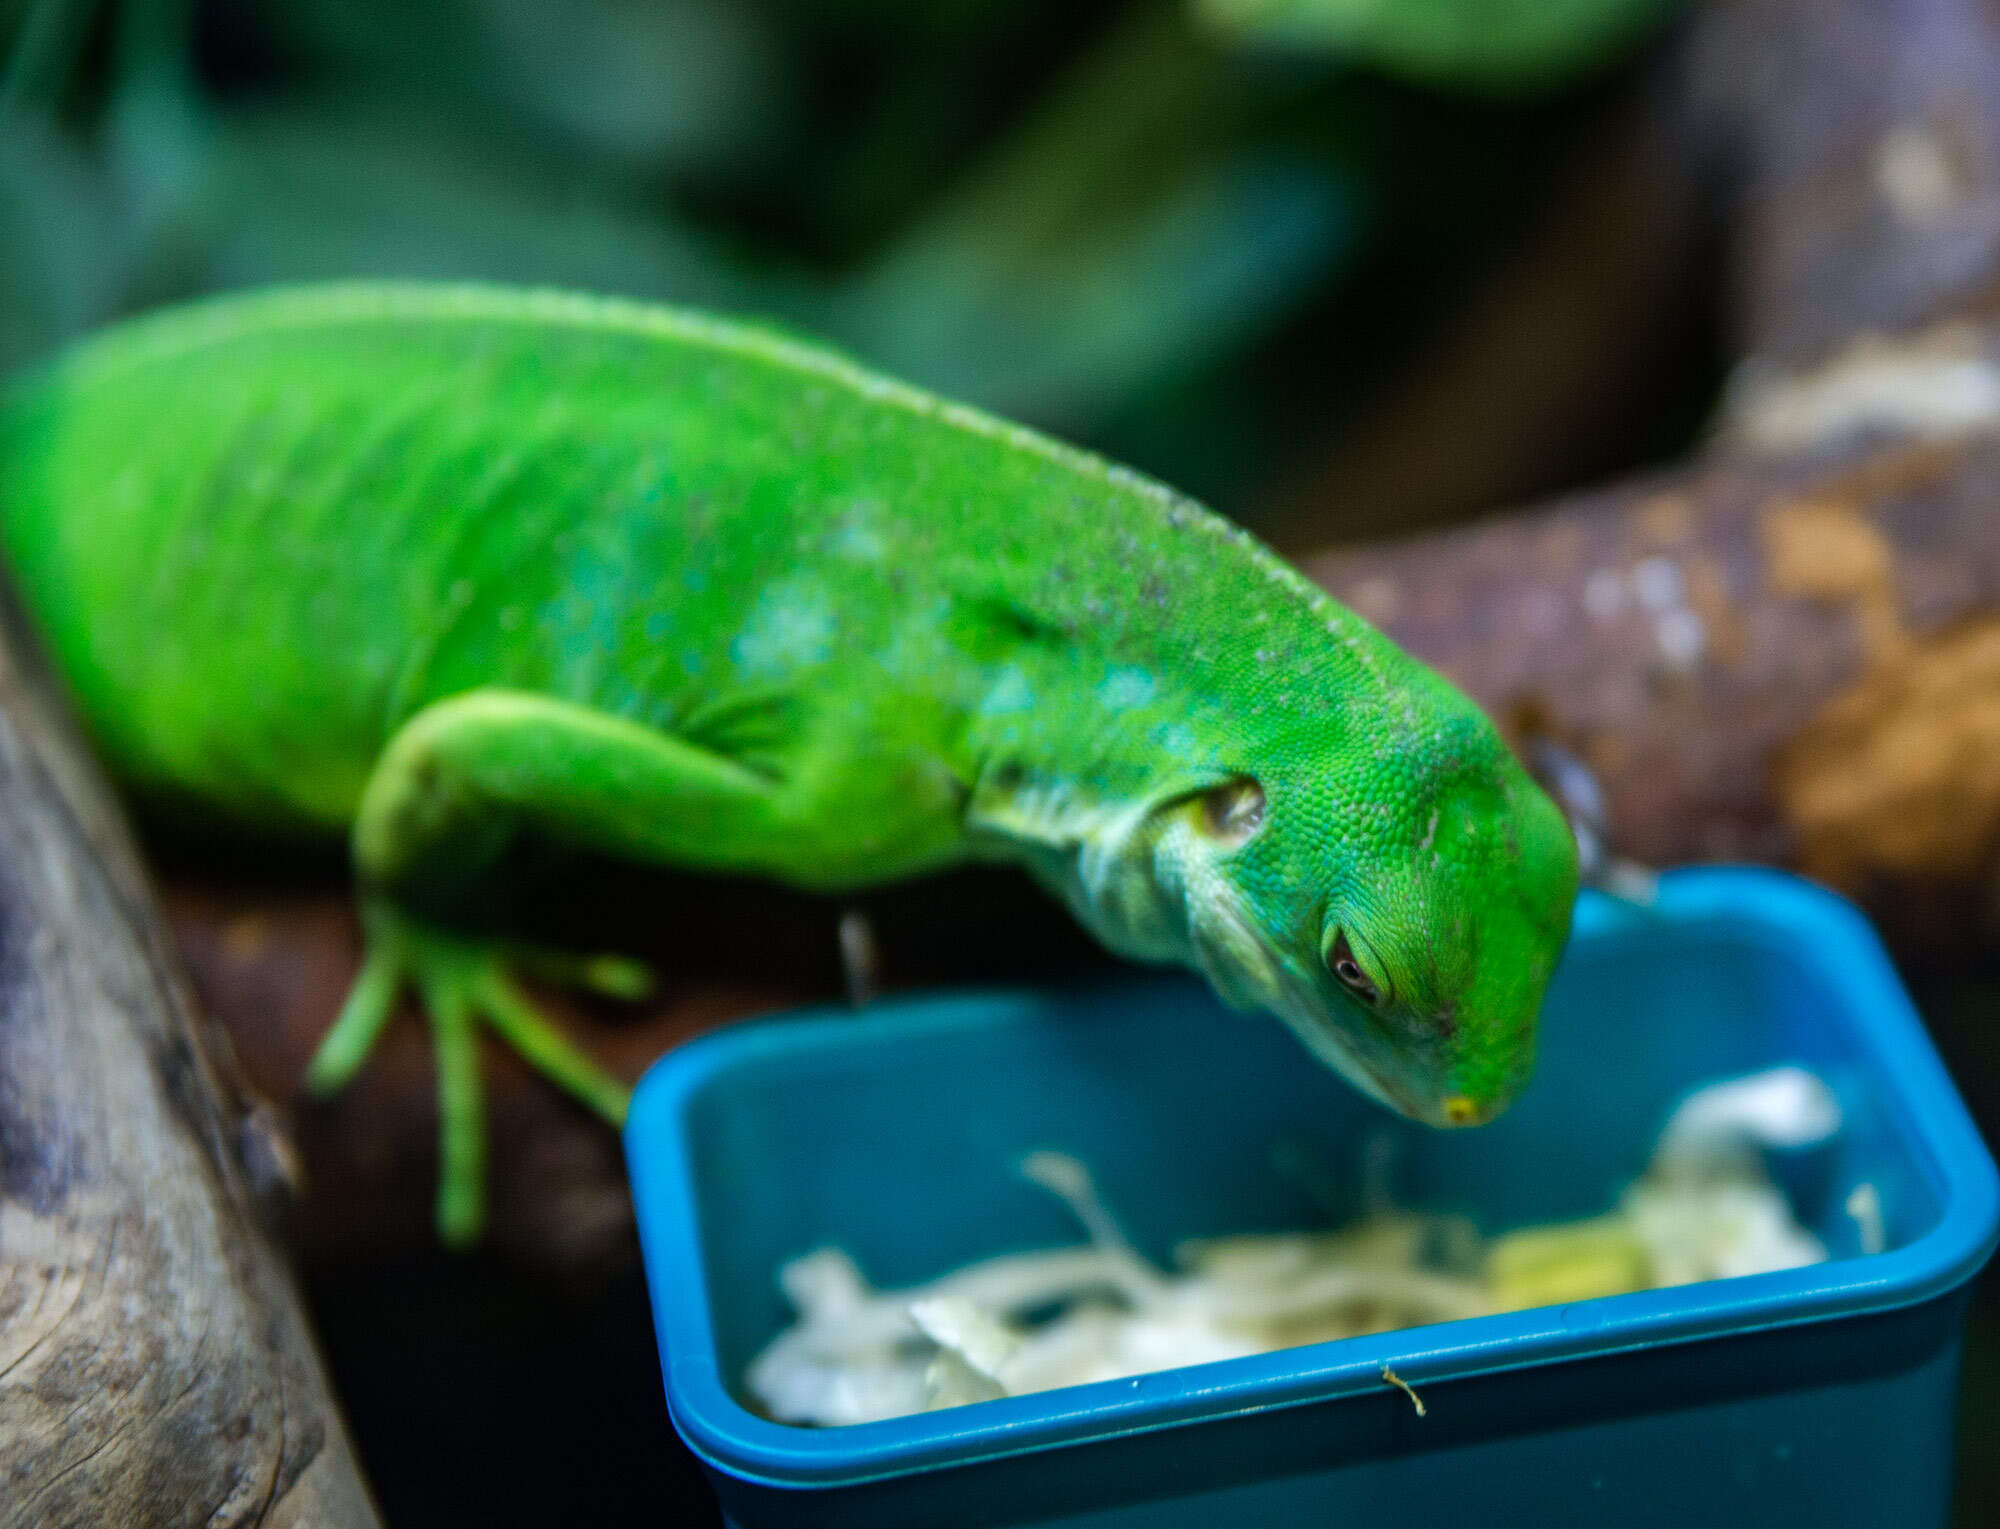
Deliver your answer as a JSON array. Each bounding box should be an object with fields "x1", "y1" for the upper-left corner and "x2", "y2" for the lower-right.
[
  {"x1": 1186, "y1": 892, "x2": 1420, "y2": 1119},
  {"x1": 1270, "y1": 1006, "x2": 1406, "y2": 1115}
]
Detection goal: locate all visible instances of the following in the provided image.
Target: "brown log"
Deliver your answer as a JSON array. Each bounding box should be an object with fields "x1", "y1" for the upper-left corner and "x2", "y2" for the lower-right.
[
  {"x1": 0, "y1": 580, "x2": 380, "y2": 1526},
  {"x1": 1305, "y1": 433, "x2": 2000, "y2": 955},
  {"x1": 1669, "y1": 0, "x2": 2000, "y2": 364}
]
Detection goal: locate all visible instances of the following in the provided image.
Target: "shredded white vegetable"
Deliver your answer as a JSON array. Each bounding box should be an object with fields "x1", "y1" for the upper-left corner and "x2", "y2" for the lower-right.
[{"x1": 745, "y1": 1068, "x2": 1851, "y2": 1426}]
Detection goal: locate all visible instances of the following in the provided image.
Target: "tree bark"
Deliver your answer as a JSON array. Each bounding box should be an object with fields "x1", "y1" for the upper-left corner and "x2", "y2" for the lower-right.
[{"x1": 0, "y1": 581, "x2": 380, "y2": 1526}]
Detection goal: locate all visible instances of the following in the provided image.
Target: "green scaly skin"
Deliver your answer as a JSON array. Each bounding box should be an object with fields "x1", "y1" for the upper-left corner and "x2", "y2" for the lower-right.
[{"x1": 0, "y1": 283, "x2": 1579, "y2": 1242}]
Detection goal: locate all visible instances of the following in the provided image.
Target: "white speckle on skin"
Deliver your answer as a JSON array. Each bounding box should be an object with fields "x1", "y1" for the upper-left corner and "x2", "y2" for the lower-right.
[{"x1": 1582, "y1": 569, "x2": 1625, "y2": 621}]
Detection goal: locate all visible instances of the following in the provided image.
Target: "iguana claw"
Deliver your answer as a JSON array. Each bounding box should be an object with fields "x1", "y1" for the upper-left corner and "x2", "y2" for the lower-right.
[{"x1": 304, "y1": 899, "x2": 638, "y2": 1243}]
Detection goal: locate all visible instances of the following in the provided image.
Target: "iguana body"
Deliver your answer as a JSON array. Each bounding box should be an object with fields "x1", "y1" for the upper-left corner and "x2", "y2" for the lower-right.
[{"x1": 0, "y1": 283, "x2": 1578, "y2": 1239}]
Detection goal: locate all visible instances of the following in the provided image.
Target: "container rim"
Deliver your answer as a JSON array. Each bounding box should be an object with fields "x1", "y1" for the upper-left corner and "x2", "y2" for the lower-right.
[{"x1": 626, "y1": 867, "x2": 2000, "y2": 1490}]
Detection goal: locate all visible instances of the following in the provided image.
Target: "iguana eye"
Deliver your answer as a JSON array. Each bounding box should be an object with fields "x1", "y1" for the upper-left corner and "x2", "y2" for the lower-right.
[
  {"x1": 1196, "y1": 777, "x2": 1265, "y2": 848},
  {"x1": 1327, "y1": 931, "x2": 1383, "y2": 1005}
]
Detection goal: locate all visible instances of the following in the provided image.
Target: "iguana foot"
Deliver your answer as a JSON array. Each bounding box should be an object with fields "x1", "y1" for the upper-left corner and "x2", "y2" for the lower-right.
[{"x1": 304, "y1": 899, "x2": 646, "y2": 1243}]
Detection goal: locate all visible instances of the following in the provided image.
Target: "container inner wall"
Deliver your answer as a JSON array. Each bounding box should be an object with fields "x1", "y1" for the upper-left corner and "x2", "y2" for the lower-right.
[{"x1": 680, "y1": 917, "x2": 1949, "y2": 1401}]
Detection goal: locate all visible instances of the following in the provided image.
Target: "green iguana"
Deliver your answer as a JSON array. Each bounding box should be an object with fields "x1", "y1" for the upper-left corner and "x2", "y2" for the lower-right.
[{"x1": 0, "y1": 282, "x2": 1579, "y2": 1240}]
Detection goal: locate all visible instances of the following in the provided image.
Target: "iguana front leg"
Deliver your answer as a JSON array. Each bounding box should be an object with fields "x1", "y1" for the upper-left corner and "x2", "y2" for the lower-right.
[{"x1": 303, "y1": 688, "x2": 786, "y2": 1242}]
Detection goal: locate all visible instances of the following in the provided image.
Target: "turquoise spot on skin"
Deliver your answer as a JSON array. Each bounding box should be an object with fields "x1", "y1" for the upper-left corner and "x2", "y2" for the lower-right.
[
  {"x1": 981, "y1": 665, "x2": 1035, "y2": 714},
  {"x1": 545, "y1": 541, "x2": 644, "y2": 692},
  {"x1": 1100, "y1": 666, "x2": 1156, "y2": 711},
  {"x1": 826, "y1": 499, "x2": 888, "y2": 560},
  {"x1": 644, "y1": 612, "x2": 674, "y2": 642},
  {"x1": 731, "y1": 578, "x2": 836, "y2": 678}
]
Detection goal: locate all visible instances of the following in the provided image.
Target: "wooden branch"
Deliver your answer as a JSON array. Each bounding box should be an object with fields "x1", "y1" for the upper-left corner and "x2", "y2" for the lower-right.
[
  {"x1": 1668, "y1": 0, "x2": 2000, "y2": 365},
  {"x1": 0, "y1": 586, "x2": 380, "y2": 1527},
  {"x1": 1305, "y1": 433, "x2": 2000, "y2": 956}
]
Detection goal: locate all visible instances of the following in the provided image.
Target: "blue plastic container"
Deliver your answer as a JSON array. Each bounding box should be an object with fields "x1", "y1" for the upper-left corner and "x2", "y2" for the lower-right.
[{"x1": 627, "y1": 870, "x2": 1998, "y2": 1528}]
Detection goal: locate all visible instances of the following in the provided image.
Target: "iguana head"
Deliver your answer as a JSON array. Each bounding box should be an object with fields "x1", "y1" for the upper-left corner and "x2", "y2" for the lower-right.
[{"x1": 1125, "y1": 683, "x2": 1580, "y2": 1130}]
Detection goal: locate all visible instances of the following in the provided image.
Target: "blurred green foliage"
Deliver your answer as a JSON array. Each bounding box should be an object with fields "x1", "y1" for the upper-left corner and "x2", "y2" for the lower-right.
[
  {"x1": 0, "y1": 0, "x2": 1677, "y2": 516},
  {"x1": 1193, "y1": 0, "x2": 1678, "y2": 92}
]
